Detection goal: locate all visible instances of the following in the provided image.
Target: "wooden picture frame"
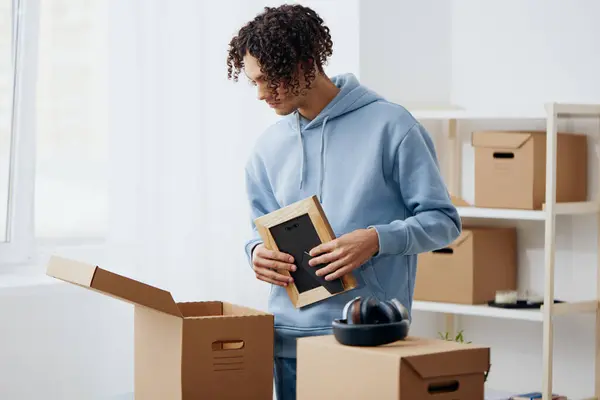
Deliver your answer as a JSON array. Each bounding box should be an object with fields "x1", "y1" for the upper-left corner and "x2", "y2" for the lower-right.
[{"x1": 254, "y1": 195, "x2": 358, "y2": 308}]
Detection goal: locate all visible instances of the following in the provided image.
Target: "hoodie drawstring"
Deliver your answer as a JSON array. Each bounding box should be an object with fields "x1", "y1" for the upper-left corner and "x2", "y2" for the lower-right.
[
  {"x1": 318, "y1": 116, "x2": 329, "y2": 202},
  {"x1": 297, "y1": 113, "x2": 305, "y2": 190},
  {"x1": 297, "y1": 112, "x2": 330, "y2": 203}
]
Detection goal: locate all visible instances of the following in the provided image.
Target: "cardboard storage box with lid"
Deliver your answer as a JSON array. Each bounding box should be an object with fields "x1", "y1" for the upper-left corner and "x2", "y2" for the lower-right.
[
  {"x1": 414, "y1": 226, "x2": 517, "y2": 305},
  {"x1": 472, "y1": 130, "x2": 587, "y2": 210},
  {"x1": 297, "y1": 335, "x2": 490, "y2": 399},
  {"x1": 46, "y1": 255, "x2": 274, "y2": 400}
]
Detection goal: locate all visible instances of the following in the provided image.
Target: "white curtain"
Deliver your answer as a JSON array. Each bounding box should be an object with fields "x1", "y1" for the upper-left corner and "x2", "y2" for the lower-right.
[
  {"x1": 106, "y1": 0, "x2": 359, "y2": 310},
  {"x1": 107, "y1": 0, "x2": 267, "y2": 309}
]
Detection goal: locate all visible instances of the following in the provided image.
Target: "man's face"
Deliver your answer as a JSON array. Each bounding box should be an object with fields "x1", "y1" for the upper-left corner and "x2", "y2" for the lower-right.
[{"x1": 243, "y1": 53, "x2": 303, "y2": 116}]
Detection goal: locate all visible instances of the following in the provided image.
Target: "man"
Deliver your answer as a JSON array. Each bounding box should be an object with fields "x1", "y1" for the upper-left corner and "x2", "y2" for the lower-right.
[{"x1": 227, "y1": 4, "x2": 461, "y2": 400}]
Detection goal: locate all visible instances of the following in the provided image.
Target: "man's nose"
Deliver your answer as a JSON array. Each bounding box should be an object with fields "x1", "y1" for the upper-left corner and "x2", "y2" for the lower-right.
[{"x1": 257, "y1": 88, "x2": 267, "y2": 101}]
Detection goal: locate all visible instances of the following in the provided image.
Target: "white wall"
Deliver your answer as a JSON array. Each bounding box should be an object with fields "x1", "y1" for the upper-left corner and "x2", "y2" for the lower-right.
[
  {"x1": 361, "y1": 0, "x2": 600, "y2": 111},
  {"x1": 451, "y1": 0, "x2": 600, "y2": 110},
  {"x1": 360, "y1": 1, "x2": 600, "y2": 398},
  {"x1": 359, "y1": 0, "x2": 452, "y2": 107},
  {"x1": 0, "y1": 1, "x2": 360, "y2": 398},
  {"x1": 0, "y1": 283, "x2": 133, "y2": 400}
]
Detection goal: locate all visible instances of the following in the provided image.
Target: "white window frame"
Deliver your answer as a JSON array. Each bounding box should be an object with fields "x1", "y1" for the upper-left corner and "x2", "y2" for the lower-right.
[{"x1": 0, "y1": 0, "x2": 39, "y2": 265}]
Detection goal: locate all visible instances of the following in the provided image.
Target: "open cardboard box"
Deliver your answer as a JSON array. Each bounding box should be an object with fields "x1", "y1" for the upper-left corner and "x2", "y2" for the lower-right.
[
  {"x1": 46, "y1": 255, "x2": 274, "y2": 400},
  {"x1": 297, "y1": 335, "x2": 490, "y2": 399}
]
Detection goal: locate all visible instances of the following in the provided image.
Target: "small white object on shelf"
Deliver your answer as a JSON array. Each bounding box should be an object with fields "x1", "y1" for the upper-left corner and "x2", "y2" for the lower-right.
[{"x1": 495, "y1": 290, "x2": 518, "y2": 305}]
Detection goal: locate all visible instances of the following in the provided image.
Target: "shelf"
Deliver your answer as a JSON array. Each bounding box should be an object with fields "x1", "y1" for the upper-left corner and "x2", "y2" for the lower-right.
[
  {"x1": 408, "y1": 106, "x2": 547, "y2": 120},
  {"x1": 552, "y1": 103, "x2": 600, "y2": 117},
  {"x1": 553, "y1": 201, "x2": 600, "y2": 215},
  {"x1": 413, "y1": 300, "x2": 543, "y2": 321},
  {"x1": 456, "y1": 201, "x2": 599, "y2": 221},
  {"x1": 547, "y1": 300, "x2": 598, "y2": 316},
  {"x1": 407, "y1": 102, "x2": 600, "y2": 120},
  {"x1": 457, "y1": 206, "x2": 545, "y2": 221},
  {"x1": 413, "y1": 300, "x2": 598, "y2": 321}
]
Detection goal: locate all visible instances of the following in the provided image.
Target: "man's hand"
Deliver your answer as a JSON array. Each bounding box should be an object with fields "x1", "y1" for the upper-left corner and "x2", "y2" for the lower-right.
[
  {"x1": 252, "y1": 244, "x2": 296, "y2": 287},
  {"x1": 308, "y1": 228, "x2": 380, "y2": 281}
]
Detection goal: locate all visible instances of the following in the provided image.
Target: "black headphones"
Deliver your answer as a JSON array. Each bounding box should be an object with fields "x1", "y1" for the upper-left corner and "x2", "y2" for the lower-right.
[{"x1": 332, "y1": 296, "x2": 411, "y2": 346}]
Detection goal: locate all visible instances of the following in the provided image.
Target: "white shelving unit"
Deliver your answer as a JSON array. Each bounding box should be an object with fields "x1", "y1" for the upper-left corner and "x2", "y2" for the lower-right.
[
  {"x1": 456, "y1": 201, "x2": 600, "y2": 221},
  {"x1": 410, "y1": 102, "x2": 600, "y2": 400},
  {"x1": 413, "y1": 300, "x2": 599, "y2": 323}
]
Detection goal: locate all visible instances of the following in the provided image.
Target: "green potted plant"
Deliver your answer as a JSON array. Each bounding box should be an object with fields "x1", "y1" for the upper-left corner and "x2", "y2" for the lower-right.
[{"x1": 438, "y1": 330, "x2": 490, "y2": 382}]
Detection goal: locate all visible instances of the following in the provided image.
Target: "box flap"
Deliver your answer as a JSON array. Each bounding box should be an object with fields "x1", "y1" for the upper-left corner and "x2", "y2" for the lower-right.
[
  {"x1": 450, "y1": 195, "x2": 471, "y2": 207},
  {"x1": 403, "y1": 346, "x2": 490, "y2": 379},
  {"x1": 47, "y1": 255, "x2": 182, "y2": 318},
  {"x1": 449, "y1": 231, "x2": 471, "y2": 248},
  {"x1": 472, "y1": 131, "x2": 532, "y2": 149}
]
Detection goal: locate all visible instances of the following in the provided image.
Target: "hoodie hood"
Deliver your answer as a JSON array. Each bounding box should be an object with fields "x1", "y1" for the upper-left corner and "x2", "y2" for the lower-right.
[
  {"x1": 290, "y1": 73, "x2": 383, "y2": 130},
  {"x1": 289, "y1": 73, "x2": 383, "y2": 200}
]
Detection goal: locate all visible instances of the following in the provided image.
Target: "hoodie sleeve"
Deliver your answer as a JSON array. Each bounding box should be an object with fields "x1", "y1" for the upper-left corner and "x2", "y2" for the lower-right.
[
  {"x1": 370, "y1": 122, "x2": 461, "y2": 256},
  {"x1": 243, "y1": 164, "x2": 280, "y2": 267}
]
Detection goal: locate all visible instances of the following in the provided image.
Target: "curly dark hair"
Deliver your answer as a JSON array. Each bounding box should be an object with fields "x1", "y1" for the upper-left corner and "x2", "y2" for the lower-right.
[{"x1": 226, "y1": 4, "x2": 333, "y2": 100}]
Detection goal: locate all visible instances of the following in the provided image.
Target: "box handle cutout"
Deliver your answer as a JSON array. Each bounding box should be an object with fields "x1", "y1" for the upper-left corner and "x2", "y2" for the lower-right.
[
  {"x1": 212, "y1": 340, "x2": 245, "y2": 351},
  {"x1": 432, "y1": 248, "x2": 453, "y2": 255},
  {"x1": 493, "y1": 152, "x2": 514, "y2": 159},
  {"x1": 428, "y1": 380, "x2": 459, "y2": 394}
]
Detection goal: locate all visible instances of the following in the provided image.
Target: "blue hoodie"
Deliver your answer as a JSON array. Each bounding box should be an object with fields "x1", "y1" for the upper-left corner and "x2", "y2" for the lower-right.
[{"x1": 243, "y1": 73, "x2": 461, "y2": 358}]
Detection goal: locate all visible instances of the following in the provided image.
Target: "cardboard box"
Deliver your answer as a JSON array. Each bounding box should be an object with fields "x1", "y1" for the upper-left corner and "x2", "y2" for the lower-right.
[
  {"x1": 46, "y1": 256, "x2": 274, "y2": 400},
  {"x1": 414, "y1": 227, "x2": 517, "y2": 304},
  {"x1": 297, "y1": 335, "x2": 490, "y2": 400},
  {"x1": 472, "y1": 130, "x2": 587, "y2": 209}
]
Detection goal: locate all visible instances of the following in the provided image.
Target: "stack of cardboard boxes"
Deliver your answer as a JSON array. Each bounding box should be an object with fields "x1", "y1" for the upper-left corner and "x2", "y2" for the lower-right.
[
  {"x1": 47, "y1": 255, "x2": 491, "y2": 399},
  {"x1": 415, "y1": 130, "x2": 588, "y2": 305}
]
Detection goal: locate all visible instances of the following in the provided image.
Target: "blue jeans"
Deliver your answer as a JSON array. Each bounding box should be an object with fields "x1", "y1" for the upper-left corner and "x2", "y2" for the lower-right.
[{"x1": 274, "y1": 357, "x2": 297, "y2": 400}]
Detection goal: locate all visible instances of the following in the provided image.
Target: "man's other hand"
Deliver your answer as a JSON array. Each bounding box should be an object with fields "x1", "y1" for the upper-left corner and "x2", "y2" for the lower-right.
[
  {"x1": 308, "y1": 228, "x2": 380, "y2": 281},
  {"x1": 252, "y1": 244, "x2": 296, "y2": 287}
]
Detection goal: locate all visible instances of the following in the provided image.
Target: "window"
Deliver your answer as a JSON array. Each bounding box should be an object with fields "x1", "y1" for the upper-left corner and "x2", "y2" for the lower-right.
[
  {"x1": 0, "y1": 0, "x2": 38, "y2": 265},
  {"x1": 0, "y1": 0, "x2": 16, "y2": 243},
  {"x1": 1, "y1": 0, "x2": 108, "y2": 266},
  {"x1": 35, "y1": 0, "x2": 108, "y2": 240}
]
